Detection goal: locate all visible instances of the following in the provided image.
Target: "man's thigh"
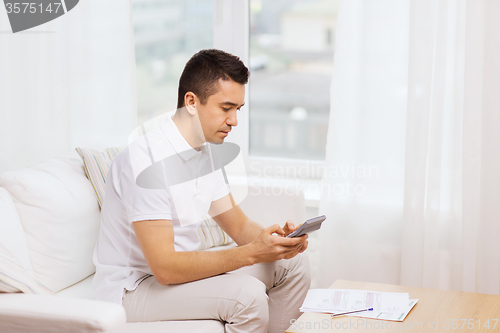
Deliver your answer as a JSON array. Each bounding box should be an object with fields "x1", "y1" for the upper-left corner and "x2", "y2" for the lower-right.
[
  {"x1": 228, "y1": 253, "x2": 308, "y2": 290},
  {"x1": 122, "y1": 272, "x2": 268, "y2": 323}
]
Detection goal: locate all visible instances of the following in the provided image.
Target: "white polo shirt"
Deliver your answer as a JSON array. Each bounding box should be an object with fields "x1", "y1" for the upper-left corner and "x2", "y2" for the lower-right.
[{"x1": 92, "y1": 115, "x2": 230, "y2": 305}]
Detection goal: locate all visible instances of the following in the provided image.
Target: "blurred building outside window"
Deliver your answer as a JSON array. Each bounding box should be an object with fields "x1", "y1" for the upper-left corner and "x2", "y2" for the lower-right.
[
  {"x1": 249, "y1": 0, "x2": 338, "y2": 161},
  {"x1": 131, "y1": 0, "x2": 338, "y2": 165}
]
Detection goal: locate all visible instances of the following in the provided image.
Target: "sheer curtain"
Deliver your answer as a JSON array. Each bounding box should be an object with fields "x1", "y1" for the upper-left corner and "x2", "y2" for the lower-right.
[
  {"x1": 316, "y1": 0, "x2": 500, "y2": 295},
  {"x1": 0, "y1": 0, "x2": 136, "y2": 174}
]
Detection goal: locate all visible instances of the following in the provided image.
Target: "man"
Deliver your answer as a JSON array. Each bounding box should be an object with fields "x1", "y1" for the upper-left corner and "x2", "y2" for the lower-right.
[{"x1": 93, "y1": 49, "x2": 311, "y2": 333}]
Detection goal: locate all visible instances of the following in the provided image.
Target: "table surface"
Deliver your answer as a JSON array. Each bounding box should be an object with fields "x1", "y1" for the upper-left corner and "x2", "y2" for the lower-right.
[{"x1": 286, "y1": 280, "x2": 500, "y2": 332}]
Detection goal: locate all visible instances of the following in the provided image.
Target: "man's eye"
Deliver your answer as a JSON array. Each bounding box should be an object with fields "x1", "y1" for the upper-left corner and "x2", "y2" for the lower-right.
[{"x1": 222, "y1": 107, "x2": 230, "y2": 111}]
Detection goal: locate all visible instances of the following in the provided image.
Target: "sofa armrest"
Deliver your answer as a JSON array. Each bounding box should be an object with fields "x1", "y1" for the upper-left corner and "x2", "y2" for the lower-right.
[{"x1": 0, "y1": 294, "x2": 126, "y2": 333}]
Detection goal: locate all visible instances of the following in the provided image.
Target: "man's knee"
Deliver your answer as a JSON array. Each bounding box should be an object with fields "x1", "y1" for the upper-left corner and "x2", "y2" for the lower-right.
[
  {"x1": 236, "y1": 275, "x2": 269, "y2": 311},
  {"x1": 289, "y1": 253, "x2": 311, "y2": 287},
  {"x1": 224, "y1": 275, "x2": 269, "y2": 327}
]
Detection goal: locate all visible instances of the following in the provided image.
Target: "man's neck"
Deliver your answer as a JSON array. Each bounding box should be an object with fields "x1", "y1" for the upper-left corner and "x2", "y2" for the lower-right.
[{"x1": 171, "y1": 109, "x2": 206, "y2": 150}]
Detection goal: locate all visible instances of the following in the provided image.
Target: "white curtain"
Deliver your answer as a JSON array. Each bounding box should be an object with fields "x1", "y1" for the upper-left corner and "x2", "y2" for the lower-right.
[
  {"x1": 0, "y1": 0, "x2": 136, "y2": 174},
  {"x1": 316, "y1": 0, "x2": 500, "y2": 295}
]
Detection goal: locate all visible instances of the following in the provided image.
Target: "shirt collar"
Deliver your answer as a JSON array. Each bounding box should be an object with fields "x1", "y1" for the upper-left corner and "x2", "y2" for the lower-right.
[{"x1": 160, "y1": 114, "x2": 205, "y2": 161}]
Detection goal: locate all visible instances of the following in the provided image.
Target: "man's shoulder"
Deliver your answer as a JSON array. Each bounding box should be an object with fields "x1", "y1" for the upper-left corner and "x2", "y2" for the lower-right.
[
  {"x1": 109, "y1": 146, "x2": 132, "y2": 174},
  {"x1": 109, "y1": 130, "x2": 172, "y2": 185}
]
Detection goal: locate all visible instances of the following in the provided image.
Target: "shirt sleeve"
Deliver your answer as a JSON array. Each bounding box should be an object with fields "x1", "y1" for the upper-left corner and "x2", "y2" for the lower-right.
[
  {"x1": 211, "y1": 169, "x2": 230, "y2": 202},
  {"x1": 119, "y1": 159, "x2": 173, "y2": 223}
]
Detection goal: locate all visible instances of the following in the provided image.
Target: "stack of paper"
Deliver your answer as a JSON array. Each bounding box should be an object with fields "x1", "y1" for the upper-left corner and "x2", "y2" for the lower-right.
[{"x1": 300, "y1": 289, "x2": 418, "y2": 322}]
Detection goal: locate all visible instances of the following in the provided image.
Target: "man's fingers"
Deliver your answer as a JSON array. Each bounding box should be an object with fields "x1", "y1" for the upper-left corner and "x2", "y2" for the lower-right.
[
  {"x1": 282, "y1": 239, "x2": 308, "y2": 258},
  {"x1": 267, "y1": 224, "x2": 285, "y2": 236},
  {"x1": 282, "y1": 242, "x2": 304, "y2": 254},
  {"x1": 298, "y1": 241, "x2": 308, "y2": 253},
  {"x1": 274, "y1": 235, "x2": 307, "y2": 248},
  {"x1": 285, "y1": 234, "x2": 308, "y2": 246}
]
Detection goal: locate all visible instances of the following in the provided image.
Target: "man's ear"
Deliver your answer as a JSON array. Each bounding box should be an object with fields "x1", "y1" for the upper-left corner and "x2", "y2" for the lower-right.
[{"x1": 184, "y1": 92, "x2": 197, "y2": 115}]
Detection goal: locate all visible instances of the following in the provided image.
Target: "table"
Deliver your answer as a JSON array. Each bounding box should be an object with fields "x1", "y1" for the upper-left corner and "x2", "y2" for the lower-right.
[{"x1": 286, "y1": 280, "x2": 500, "y2": 332}]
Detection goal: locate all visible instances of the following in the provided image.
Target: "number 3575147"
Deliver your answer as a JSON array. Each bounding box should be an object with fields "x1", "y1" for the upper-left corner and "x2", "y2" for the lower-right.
[{"x1": 5, "y1": 3, "x2": 62, "y2": 14}]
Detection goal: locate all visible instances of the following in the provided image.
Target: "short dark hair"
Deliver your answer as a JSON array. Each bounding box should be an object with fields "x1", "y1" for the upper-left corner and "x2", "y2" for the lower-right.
[{"x1": 177, "y1": 49, "x2": 249, "y2": 109}]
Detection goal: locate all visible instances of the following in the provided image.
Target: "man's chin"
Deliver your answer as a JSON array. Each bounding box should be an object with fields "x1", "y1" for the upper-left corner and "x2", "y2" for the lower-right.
[
  {"x1": 207, "y1": 137, "x2": 225, "y2": 145},
  {"x1": 209, "y1": 132, "x2": 229, "y2": 144}
]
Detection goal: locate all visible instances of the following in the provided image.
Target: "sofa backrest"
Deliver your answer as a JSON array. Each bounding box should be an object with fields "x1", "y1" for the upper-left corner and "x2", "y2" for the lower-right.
[
  {"x1": 0, "y1": 151, "x2": 100, "y2": 293},
  {"x1": 0, "y1": 187, "x2": 33, "y2": 272},
  {"x1": 237, "y1": 183, "x2": 305, "y2": 228}
]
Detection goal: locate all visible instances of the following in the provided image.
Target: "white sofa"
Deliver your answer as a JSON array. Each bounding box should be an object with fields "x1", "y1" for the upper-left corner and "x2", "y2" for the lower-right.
[{"x1": 0, "y1": 151, "x2": 305, "y2": 333}]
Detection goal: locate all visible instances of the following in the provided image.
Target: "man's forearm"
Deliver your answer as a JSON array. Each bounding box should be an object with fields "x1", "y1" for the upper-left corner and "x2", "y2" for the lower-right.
[
  {"x1": 230, "y1": 218, "x2": 263, "y2": 246},
  {"x1": 153, "y1": 223, "x2": 307, "y2": 286},
  {"x1": 155, "y1": 244, "x2": 254, "y2": 285},
  {"x1": 135, "y1": 217, "x2": 305, "y2": 287}
]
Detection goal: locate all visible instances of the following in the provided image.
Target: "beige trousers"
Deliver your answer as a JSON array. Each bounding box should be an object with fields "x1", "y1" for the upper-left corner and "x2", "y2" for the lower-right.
[{"x1": 122, "y1": 253, "x2": 311, "y2": 333}]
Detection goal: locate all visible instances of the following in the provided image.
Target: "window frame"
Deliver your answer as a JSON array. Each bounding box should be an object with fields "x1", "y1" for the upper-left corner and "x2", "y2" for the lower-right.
[{"x1": 213, "y1": 0, "x2": 327, "y2": 182}]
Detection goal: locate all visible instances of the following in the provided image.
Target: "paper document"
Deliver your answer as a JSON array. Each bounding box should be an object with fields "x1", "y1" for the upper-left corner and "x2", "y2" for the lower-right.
[
  {"x1": 300, "y1": 289, "x2": 409, "y2": 313},
  {"x1": 300, "y1": 289, "x2": 418, "y2": 322},
  {"x1": 346, "y1": 299, "x2": 418, "y2": 322}
]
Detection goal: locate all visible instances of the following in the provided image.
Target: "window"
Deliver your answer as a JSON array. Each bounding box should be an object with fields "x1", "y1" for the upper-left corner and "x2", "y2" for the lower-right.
[
  {"x1": 132, "y1": 0, "x2": 214, "y2": 125},
  {"x1": 248, "y1": 0, "x2": 338, "y2": 160},
  {"x1": 131, "y1": 0, "x2": 337, "y2": 183}
]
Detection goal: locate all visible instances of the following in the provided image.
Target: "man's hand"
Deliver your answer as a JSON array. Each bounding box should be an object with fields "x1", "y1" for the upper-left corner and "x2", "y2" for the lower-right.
[
  {"x1": 281, "y1": 220, "x2": 308, "y2": 259},
  {"x1": 133, "y1": 216, "x2": 308, "y2": 285},
  {"x1": 247, "y1": 224, "x2": 308, "y2": 264},
  {"x1": 282, "y1": 220, "x2": 299, "y2": 236}
]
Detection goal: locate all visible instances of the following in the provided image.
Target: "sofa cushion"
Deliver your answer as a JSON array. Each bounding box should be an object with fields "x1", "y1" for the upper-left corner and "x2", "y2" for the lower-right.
[
  {"x1": 56, "y1": 273, "x2": 95, "y2": 300},
  {"x1": 0, "y1": 294, "x2": 126, "y2": 333},
  {"x1": 0, "y1": 244, "x2": 54, "y2": 295},
  {"x1": 0, "y1": 152, "x2": 100, "y2": 293},
  {"x1": 124, "y1": 321, "x2": 225, "y2": 333},
  {"x1": 75, "y1": 146, "x2": 234, "y2": 250},
  {"x1": 75, "y1": 147, "x2": 122, "y2": 208},
  {"x1": 0, "y1": 188, "x2": 32, "y2": 272}
]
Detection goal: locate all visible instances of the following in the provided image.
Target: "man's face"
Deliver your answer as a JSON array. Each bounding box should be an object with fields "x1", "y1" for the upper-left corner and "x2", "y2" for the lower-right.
[{"x1": 195, "y1": 79, "x2": 245, "y2": 144}]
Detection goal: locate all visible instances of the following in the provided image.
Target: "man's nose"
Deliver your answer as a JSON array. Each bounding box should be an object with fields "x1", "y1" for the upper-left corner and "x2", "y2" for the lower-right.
[{"x1": 226, "y1": 110, "x2": 238, "y2": 127}]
